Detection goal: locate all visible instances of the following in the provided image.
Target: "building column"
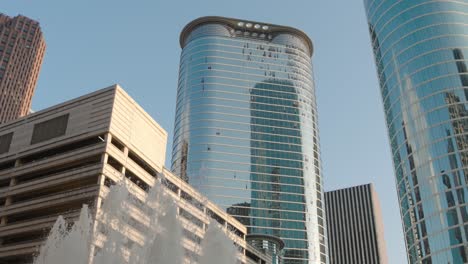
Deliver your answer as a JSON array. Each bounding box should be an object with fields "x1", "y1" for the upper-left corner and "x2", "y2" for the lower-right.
[
  {"x1": 0, "y1": 176, "x2": 18, "y2": 246},
  {"x1": 176, "y1": 188, "x2": 181, "y2": 215},
  {"x1": 123, "y1": 146, "x2": 129, "y2": 159},
  {"x1": 104, "y1": 133, "x2": 112, "y2": 145},
  {"x1": 0, "y1": 176, "x2": 17, "y2": 225},
  {"x1": 101, "y1": 153, "x2": 109, "y2": 165},
  {"x1": 203, "y1": 207, "x2": 207, "y2": 231},
  {"x1": 89, "y1": 173, "x2": 106, "y2": 263}
]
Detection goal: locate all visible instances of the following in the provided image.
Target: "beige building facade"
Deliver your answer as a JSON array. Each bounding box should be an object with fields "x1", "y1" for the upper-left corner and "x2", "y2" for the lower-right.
[{"x1": 0, "y1": 85, "x2": 271, "y2": 264}]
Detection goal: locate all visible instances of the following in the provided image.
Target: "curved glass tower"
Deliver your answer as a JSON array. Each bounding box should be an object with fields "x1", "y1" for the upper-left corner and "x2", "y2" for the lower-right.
[
  {"x1": 172, "y1": 17, "x2": 327, "y2": 263},
  {"x1": 364, "y1": 1, "x2": 468, "y2": 263}
]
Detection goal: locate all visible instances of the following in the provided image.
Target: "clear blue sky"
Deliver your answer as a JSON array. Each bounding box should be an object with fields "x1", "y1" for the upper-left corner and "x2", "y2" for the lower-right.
[{"x1": 2, "y1": 1, "x2": 407, "y2": 262}]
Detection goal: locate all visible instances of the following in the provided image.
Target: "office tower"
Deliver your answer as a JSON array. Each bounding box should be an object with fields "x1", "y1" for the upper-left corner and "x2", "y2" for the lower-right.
[
  {"x1": 0, "y1": 13, "x2": 45, "y2": 124},
  {"x1": 364, "y1": 1, "x2": 468, "y2": 263},
  {"x1": 172, "y1": 16, "x2": 327, "y2": 263},
  {"x1": 0, "y1": 85, "x2": 271, "y2": 264},
  {"x1": 325, "y1": 184, "x2": 388, "y2": 264}
]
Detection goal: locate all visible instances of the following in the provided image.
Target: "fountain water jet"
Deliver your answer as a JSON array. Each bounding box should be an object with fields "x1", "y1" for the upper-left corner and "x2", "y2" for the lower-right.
[
  {"x1": 34, "y1": 179, "x2": 238, "y2": 264},
  {"x1": 198, "y1": 222, "x2": 238, "y2": 264},
  {"x1": 34, "y1": 205, "x2": 92, "y2": 264}
]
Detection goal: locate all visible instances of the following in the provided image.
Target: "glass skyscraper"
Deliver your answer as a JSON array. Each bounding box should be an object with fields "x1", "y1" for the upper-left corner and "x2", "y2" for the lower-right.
[
  {"x1": 172, "y1": 16, "x2": 327, "y2": 263},
  {"x1": 364, "y1": 1, "x2": 468, "y2": 263}
]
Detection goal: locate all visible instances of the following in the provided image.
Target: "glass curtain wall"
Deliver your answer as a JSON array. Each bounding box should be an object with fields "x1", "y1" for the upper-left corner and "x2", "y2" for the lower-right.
[
  {"x1": 364, "y1": 1, "x2": 468, "y2": 263},
  {"x1": 172, "y1": 17, "x2": 327, "y2": 264}
]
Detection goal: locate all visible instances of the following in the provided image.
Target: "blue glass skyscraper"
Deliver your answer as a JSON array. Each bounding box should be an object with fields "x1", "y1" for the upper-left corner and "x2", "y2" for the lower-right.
[
  {"x1": 171, "y1": 17, "x2": 327, "y2": 263},
  {"x1": 364, "y1": 1, "x2": 468, "y2": 263}
]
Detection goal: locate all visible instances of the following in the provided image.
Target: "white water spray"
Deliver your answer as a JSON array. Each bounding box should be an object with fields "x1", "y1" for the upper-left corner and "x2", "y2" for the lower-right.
[
  {"x1": 198, "y1": 222, "x2": 238, "y2": 264},
  {"x1": 34, "y1": 179, "x2": 238, "y2": 264},
  {"x1": 34, "y1": 205, "x2": 92, "y2": 264}
]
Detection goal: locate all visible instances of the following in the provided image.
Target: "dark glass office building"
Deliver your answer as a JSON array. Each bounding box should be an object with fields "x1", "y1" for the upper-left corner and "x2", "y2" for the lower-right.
[
  {"x1": 364, "y1": 1, "x2": 468, "y2": 263},
  {"x1": 325, "y1": 184, "x2": 388, "y2": 264},
  {"x1": 172, "y1": 16, "x2": 327, "y2": 263}
]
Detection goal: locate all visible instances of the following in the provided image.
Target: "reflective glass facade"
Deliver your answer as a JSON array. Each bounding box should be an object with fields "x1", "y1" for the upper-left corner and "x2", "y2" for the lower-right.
[
  {"x1": 364, "y1": 1, "x2": 468, "y2": 263},
  {"x1": 172, "y1": 17, "x2": 327, "y2": 264}
]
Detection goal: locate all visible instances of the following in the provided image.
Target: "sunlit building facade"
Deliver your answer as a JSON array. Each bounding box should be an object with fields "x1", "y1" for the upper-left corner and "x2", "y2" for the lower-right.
[
  {"x1": 364, "y1": 1, "x2": 468, "y2": 263},
  {"x1": 172, "y1": 16, "x2": 327, "y2": 263},
  {"x1": 0, "y1": 85, "x2": 271, "y2": 264},
  {"x1": 0, "y1": 13, "x2": 45, "y2": 123}
]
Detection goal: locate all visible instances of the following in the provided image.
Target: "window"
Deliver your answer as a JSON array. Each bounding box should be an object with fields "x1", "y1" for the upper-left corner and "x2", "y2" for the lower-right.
[
  {"x1": 207, "y1": 209, "x2": 225, "y2": 226},
  {"x1": 128, "y1": 151, "x2": 157, "y2": 177},
  {"x1": 31, "y1": 114, "x2": 69, "y2": 144},
  {"x1": 107, "y1": 156, "x2": 123, "y2": 172},
  {"x1": 110, "y1": 137, "x2": 124, "y2": 151},
  {"x1": 0, "y1": 132, "x2": 13, "y2": 154}
]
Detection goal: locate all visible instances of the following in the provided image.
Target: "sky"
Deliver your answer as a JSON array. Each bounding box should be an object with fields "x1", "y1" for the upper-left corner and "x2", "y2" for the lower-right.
[{"x1": 2, "y1": 1, "x2": 407, "y2": 262}]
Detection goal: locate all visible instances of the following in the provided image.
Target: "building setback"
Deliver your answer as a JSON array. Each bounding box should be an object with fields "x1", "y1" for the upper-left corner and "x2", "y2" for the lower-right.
[
  {"x1": 325, "y1": 184, "x2": 387, "y2": 264},
  {"x1": 0, "y1": 13, "x2": 45, "y2": 124},
  {"x1": 364, "y1": 0, "x2": 468, "y2": 262},
  {"x1": 0, "y1": 85, "x2": 271, "y2": 264},
  {"x1": 172, "y1": 16, "x2": 327, "y2": 263}
]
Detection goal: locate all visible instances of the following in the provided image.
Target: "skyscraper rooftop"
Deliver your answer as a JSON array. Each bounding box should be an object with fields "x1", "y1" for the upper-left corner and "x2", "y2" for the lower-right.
[{"x1": 179, "y1": 16, "x2": 313, "y2": 56}]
